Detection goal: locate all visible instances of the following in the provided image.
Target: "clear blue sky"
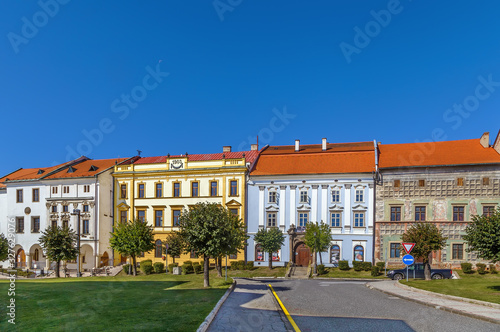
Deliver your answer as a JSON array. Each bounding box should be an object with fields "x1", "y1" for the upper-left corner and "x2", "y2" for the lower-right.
[{"x1": 1, "y1": 1, "x2": 500, "y2": 176}]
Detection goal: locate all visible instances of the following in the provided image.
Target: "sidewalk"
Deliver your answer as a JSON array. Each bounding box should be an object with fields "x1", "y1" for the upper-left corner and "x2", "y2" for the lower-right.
[
  {"x1": 367, "y1": 280, "x2": 500, "y2": 324},
  {"x1": 206, "y1": 278, "x2": 290, "y2": 332}
]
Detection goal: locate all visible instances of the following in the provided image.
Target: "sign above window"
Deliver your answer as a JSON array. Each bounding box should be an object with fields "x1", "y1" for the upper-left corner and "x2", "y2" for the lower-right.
[{"x1": 169, "y1": 159, "x2": 185, "y2": 170}]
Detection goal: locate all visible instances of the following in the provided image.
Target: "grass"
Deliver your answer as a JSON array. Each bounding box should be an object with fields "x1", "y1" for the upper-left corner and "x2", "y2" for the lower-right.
[
  {"x1": 317, "y1": 267, "x2": 386, "y2": 279},
  {"x1": 404, "y1": 271, "x2": 500, "y2": 304},
  {"x1": 226, "y1": 266, "x2": 287, "y2": 278},
  {"x1": 0, "y1": 271, "x2": 232, "y2": 332}
]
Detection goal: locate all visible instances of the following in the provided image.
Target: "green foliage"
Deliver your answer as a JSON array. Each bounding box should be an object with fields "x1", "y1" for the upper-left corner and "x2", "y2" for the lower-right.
[
  {"x1": 141, "y1": 260, "x2": 152, "y2": 266},
  {"x1": 303, "y1": 221, "x2": 332, "y2": 265},
  {"x1": 182, "y1": 262, "x2": 194, "y2": 274},
  {"x1": 123, "y1": 264, "x2": 131, "y2": 275},
  {"x1": 463, "y1": 209, "x2": 500, "y2": 262},
  {"x1": 371, "y1": 266, "x2": 380, "y2": 277},
  {"x1": 164, "y1": 232, "x2": 185, "y2": 264},
  {"x1": 230, "y1": 261, "x2": 239, "y2": 270},
  {"x1": 140, "y1": 262, "x2": 153, "y2": 275},
  {"x1": 461, "y1": 262, "x2": 473, "y2": 274},
  {"x1": 193, "y1": 263, "x2": 202, "y2": 274},
  {"x1": 153, "y1": 262, "x2": 164, "y2": 273},
  {"x1": 39, "y1": 226, "x2": 78, "y2": 278},
  {"x1": 0, "y1": 233, "x2": 8, "y2": 262},
  {"x1": 489, "y1": 265, "x2": 497, "y2": 274},
  {"x1": 338, "y1": 260, "x2": 350, "y2": 270},
  {"x1": 253, "y1": 227, "x2": 285, "y2": 269},
  {"x1": 361, "y1": 262, "x2": 372, "y2": 271},
  {"x1": 246, "y1": 261, "x2": 254, "y2": 270},
  {"x1": 237, "y1": 260, "x2": 245, "y2": 270},
  {"x1": 476, "y1": 263, "x2": 487, "y2": 274},
  {"x1": 376, "y1": 262, "x2": 386, "y2": 270},
  {"x1": 317, "y1": 264, "x2": 326, "y2": 275},
  {"x1": 401, "y1": 223, "x2": 447, "y2": 265},
  {"x1": 353, "y1": 261, "x2": 363, "y2": 271},
  {"x1": 168, "y1": 263, "x2": 178, "y2": 273}
]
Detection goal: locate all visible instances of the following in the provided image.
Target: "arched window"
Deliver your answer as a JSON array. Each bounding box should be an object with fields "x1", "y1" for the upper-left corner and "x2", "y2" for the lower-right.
[
  {"x1": 155, "y1": 240, "x2": 163, "y2": 258},
  {"x1": 354, "y1": 245, "x2": 364, "y2": 262},
  {"x1": 330, "y1": 245, "x2": 340, "y2": 265},
  {"x1": 34, "y1": 248, "x2": 39, "y2": 261},
  {"x1": 255, "y1": 244, "x2": 264, "y2": 261}
]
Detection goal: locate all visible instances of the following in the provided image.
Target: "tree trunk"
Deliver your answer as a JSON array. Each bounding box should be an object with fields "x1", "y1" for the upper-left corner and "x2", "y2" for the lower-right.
[
  {"x1": 204, "y1": 255, "x2": 210, "y2": 288},
  {"x1": 268, "y1": 252, "x2": 273, "y2": 270},
  {"x1": 55, "y1": 260, "x2": 60, "y2": 278},
  {"x1": 172, "y1": 256, "x2": 175, "y2": 265},
  {"x1": 132, "y1": 256, "x2": 137, "y2": 276},
  {"x1": 313, "y1": 251, "x2": 317, "y2": 275},
  {"x1": 217, "y1": 256, "x2": 222, "y2": 277},
  {"x1": 319, "y1": 250, "x2": 323, "y2": 265},
  {"x1": 424, "y1": 255, "x2": 431, "y2": 280}
]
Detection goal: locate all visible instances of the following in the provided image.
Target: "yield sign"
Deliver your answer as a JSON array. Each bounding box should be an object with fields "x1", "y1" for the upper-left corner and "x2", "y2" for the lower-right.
[{"x1": 402, "y1": 243, "x2": 415, "y2": 254}]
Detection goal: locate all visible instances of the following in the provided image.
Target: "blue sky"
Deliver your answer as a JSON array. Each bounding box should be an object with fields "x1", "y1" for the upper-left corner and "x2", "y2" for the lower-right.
[{"x1": 1, "y1": 1, "x2": 500, "y2": 176}]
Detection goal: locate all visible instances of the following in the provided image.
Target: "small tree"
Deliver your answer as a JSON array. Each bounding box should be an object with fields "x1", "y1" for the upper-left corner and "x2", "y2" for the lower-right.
[
  {"x1": 253, "y1": 227, "x2": 285, "y2": 270},
  {"x1": 401, "y1": 223, "x2": 447, "y2": 280},
  {"x1": 109, "y1": 219, "x2": 156, "y2": 276},
  {"x1": 0, "y1": 233, "x2": 9, "y2": 262},
  {"x1": 304, "y1": 221, "x2": 332, "y2": 273},
  {"x1": 164, "y1": 231, "x2": 184, "y2": 265},
  {"x1": 463, "y1": 209, "x2": 500, "y2": 262},
  {"x1": 39, "y1": 226, "x2": 78, "y2": 278}
]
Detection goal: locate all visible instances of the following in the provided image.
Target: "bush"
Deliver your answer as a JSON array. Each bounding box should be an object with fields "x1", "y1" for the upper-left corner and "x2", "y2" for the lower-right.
[
  {"x1": 353, "y1": 261, "x2": 363, "y2": 271},
  {"x1": 168, "y1": 263, "x2": 178, "y2": 273},
  {"x1": 246, "y1": 261, "x2": 254, "y2": 270},
  {"x1": 461, "y1": 262, "x2": 473, "y2": 274},
  {"x1": 153, "y1": 262, "x2": 164, "y2": 274},
  {"x1": 122, "y1": 264, "x2": 131, "y2": 275},
  {"x1": 476, "y1": 263, "x2": 487, "y2": 274},
  {"x1": 237, "y1": 260, "x2": 246, "y2": 270},
  {"x1": 193, "y1": 263, "x2": 202, "y2": 274},
  {"x1": 182, "y1": 262, "x2": 194, "y2": 274},
  {"x1": 317, "y1": 264, "x2": 326, "y2": 275},
  {"x1": 376, "y1": 262, "x2": 385, "y2": 270},
  {"x1": 338, "y1": 260, "x2": 350, "y2": 270},
  {"x1": 140, "y1": 262, "x2": 153, "y2": 275},
  {"x1": 140, "y1": 260, "x2": 152, "y2": 266},
  {"x1": 371, "y1": 266, "x2": 380, "y2": 277},
  {"x1": 361, "y1": 262, "x2": 372, "y2": 271},
  {"x1": 184, "y1": 261, "x2": 193, "y2": 266},
  {"x1": 490, "y1": 264, "x2": 497, "y2": 274},
  {"x1": 230, "y1": 261, "x2": 239, "y2": 270}
]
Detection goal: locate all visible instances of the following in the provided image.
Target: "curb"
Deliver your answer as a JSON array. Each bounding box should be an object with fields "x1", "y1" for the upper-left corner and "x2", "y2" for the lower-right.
[
  {"x1": 197, "y1": 280, "x2": 237, "y2": 332},
  {"x1": 366, "y1": 282, "x2": 500, "y2": 325}
]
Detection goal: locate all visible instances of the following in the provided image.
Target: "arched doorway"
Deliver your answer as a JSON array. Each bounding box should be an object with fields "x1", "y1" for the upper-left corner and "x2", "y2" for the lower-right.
[
  {"x1": 294, "y1": 242, "x2": 311, "y2": 267},
  {"x1": 120, "y1": 254, "x2": 127, "y2": 264},
  {"x1": 101, "y1": 252, "x2": 109, "y2": 267},
  {"x1": 16, "y1": 249, "x2": 26, "y2": 268}
]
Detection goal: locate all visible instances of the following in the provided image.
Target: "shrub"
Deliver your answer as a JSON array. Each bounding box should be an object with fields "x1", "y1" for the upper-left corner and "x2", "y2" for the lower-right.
[
  {"x1": 476, "y1": 263, "x2": 487, "y2": 274},
  {"x1": 193, "y1": 263, "x2": 202, "y2": 274},
  {"x1": 184, "y1": 261, "x2": 193, "y2": 266},
  {"x1": 168, "y1": 263, "x2": 178, "y2": 273},
  {"x1": 182, "y1": 262, "x2": 194, "y2": 274},
  {"x1": 246, "y1": 261, "x2": 254, "y2": 270},
  {"x1": 339, "y1": 260, "x2": 350, "y2": 270},
  {"x1": 122, "y1": 264, "x2": 131, "y2": 275},
  {"x1": 490, "y1": 264, "x2": 497, "y2": 274},
  {"x1": 237, "y1": 260, "x2": 246, "y2": 270},
  {"x1": 353, "y1": 261, "x2": 363, "y2": 271},
  {"x1": 361, "y1": 262, "x2": 372, "y2": 271},
  {"x1": 376, "y1": 262, "x2": 385, "y2": 270},
  {"x1": 461, "y1": 262, "x2": 473, "y2": 274},
  {"x1": 140, "y1": 260, "x2": 152, "y2": 266},
  {"x1": 317, "y1": 264, "x2": 326, "y2": 275},
  {"x1": 230, "y1": 261, "x2": 239, "y2": 270},
  {"x1": 371, "y1": 266, "x2": 380, "y2": 277},
  {"x1": 140, "y1": 262, "x2": 153, "y2": 275},
  {"x1": 153, "y1": 262, "x2": 164, "y2": 274}
]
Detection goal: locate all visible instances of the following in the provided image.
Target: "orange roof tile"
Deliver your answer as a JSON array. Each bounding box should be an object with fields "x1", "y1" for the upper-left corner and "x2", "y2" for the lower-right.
[
  {"x1": 44, "y1": 158, "x2": 131, "y2": 179},
  {"x1": 379, "y1": 139, "x2": 500, "y2": 168},
  {"x1": 135, "y1": 150, "x2": 259, "y2": 165}
]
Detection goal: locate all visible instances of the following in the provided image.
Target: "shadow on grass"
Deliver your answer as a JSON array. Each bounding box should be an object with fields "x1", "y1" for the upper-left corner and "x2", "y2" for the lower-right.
[{"x1": 486, "y1": 285, "x2": 500, "y2": 291}]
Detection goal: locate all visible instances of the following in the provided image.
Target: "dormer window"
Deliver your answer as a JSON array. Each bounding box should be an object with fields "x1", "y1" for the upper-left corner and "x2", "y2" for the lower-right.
[
  {"x1": 89, "y1": 165, "x2": 98, "y2": 172},
  {"x1": 67, "y1": 166, "x2": 76, "y2": 173}
]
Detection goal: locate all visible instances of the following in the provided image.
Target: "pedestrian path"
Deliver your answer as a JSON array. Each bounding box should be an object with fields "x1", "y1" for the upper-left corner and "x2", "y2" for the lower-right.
[
  {"x1": 367, "y1": 280, "x2": 500, "y2": 324},
  {"x1": 289, "y1": 266, "x2": 309, "y2": 279}
]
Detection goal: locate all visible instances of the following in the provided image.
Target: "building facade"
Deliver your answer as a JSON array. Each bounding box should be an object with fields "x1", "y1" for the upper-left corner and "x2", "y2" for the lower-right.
[{"x1": 247, "y1": 139, "x2": 377, "y2": 267}]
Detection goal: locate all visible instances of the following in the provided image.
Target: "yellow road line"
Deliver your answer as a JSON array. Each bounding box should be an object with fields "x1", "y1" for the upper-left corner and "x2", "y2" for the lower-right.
[{"x1": 268, "y1": 284, "x2": 301, "y2": 332}]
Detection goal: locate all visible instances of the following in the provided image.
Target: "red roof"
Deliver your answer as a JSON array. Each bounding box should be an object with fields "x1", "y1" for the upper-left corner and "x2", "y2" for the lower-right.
[
  {"x1": 379, "y1": 139, "x2": 500, "y2": 168},
  {"x1": 44, "y1": 158, "x2": 130, "y2": 179},
  {"x1": 135, "y1": 150, "x2": 259, "y2": 165}
]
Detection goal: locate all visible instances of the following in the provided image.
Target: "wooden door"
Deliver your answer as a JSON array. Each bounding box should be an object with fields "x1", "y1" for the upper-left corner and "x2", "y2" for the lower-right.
[{"x1": 296, "y1": 244, "x2": 310, "y2": 266}]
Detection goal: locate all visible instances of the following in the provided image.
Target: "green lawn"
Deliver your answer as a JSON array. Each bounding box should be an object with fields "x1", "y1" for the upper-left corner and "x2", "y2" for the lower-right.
[
  {"x1": 317, "y1": 267, "x2": 386, "y2": 279},
  {"x1": 226, "y1": 266, "x2": 287, "y2": 278},
  {"x1": 0, "y1": 272, "x2": 232, "y2": 332},
  {"x1": 404, "y1": 271, "x2": 500, "y2": 304}
]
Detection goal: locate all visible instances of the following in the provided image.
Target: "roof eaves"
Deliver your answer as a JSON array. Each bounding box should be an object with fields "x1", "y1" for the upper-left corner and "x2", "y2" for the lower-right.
[{"x1": 380, "y1": 162, "x2": 500, "y2": 170}]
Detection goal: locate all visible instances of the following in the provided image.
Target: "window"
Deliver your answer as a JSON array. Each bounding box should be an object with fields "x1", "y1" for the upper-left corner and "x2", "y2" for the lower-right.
[
  {"x1": 229, "y1": 208, "x2": 238, "y2": 216},
  {"x1": 457, "y1": 178, "x2": 464, "y2": 186},
  {"x1": 173, "y1": 183, "x2": 180, "y2": 197},
  {"x1": 230, "y1": 180, "x2": 238, "y2": 196},
  {"x1": 32, "y1": 217, "x2": 40, "y2": 233},
  {"x1": 156, "y1": 183, "x2": 163, "y2": 198},
  {"x1": 191, "y1": 182, "x2": 199, "y2": 197},
  {"x1": 16, "y1": 189, "x2": 23, "y2": 203},
  {"x1": 330, "y1": 245, "x2": 340, "y2": 264},
  {"x1": 63, "y1": 186, "x2": 69, "y2": 194},
  {"x1": 155, "y1": 210, "x2": 163, "y2": 227},
  {"x1": 415, "y1": 206, "x2": 426, "y2": 221},
  {"x1": 33, "y1": 249, "x2": 39, "y2": 261},
  {"x1": 172, "y1": 210, "x2": 181, "y2": 226},
  {"x1": 120, "y1": 210, "x2": 127, "y2": 223},
  {"x1": 483, "y1": 177, "x2": 490, "y2": 186},
  {"x1": 272, "y1": 251, "x2": 280, "y2": 261},
  {"x1": 394, "y1": 180, "x2": 400, "y2": 188},
  {"x1": 298, "y1": 212, "x2": 308, "y2": 227},
  {"x1": 155, "y1": 240, "x2": 163, "y2": 258},
  {"x1": 190, "y1": 250, "x2": 198, "y2": 259},
  {"x1": 390, "y1": 207, "x2": 401, "y2": 221},
  {"x1": 267, "y1": 212, "x2": 277, "y2": 227},
  {"x1": 418, "y1": 179, "x2": 425, "y2": 187},
  {"x1": 255, "y1": 244, "x2": 264, "y2": 261},
  {"x1": 331, "y1": 190, "x2": 340, "y2": 203},
  {"x1": 63, "y1": 205, "x2": 69, "y2": 213},
  {"x1": 51, "y1": 220, "x2": 57, "y2": 228},
  {"x1": 51, "y1": 205, "x2": 57, "y2": 213},
  {"x1": 452, "y1": 243, "x2": 464, "y2": 260},
  {"x1": 453, "y1": 206, "x2": 465, "y2": 221},
  {"x1": 137, "y1": 210, "x2": 145, "y2": 223},
  {"x1": 268, "y1": 191, "x2": 277, "y2": 203},
  {"x1": 330, "y1": 212, "x2": 341, "y2": 227},
  {"x1": 354, "y1": 212, "x2": 365, "y2": 227},
  {"x1": 16, "y1": 217, "x2": 24, "y2": 233},
  {"x1": 390, "y1": 243, "x2": 401, "y2": 258},
  {"x1": 355, "y1": 189, "x2": 364, "y2": 202},
  {"x1": 300, "y1": 190, "x2": 308, "y2": 203},
  {"x1": 83, "y1": 185, "x2": 90, "y2": 193},
  {"x1": 210, "y1": 181, "x2": 218, "y2": 196},
  {"x1": 52, "y1": 186, "x2": 58, "y2": 194},
  {"x1": 483, "y1": 206, "x2": 495, "y2": 217},
  {"x1": 32, "y1": 188, "x2": 39, "y2": 202},
  {"x1": 82, "y1": 220, "x2": 89, "y2": 234},
  {"x1": 354, "y1": 245, "x2": 364, "y2": 262},
  {"x1": 138, "y1": 184, "x2": 145, "y2": 198},
  {"x1": 120, "y1": 184, "x2": 127, "y2": 198},
  {"x1": 229, "y1": 253, "x2": 237, "y2": 259},
  {"x1": 63, "y1": 220, "x2": 69, "y2": 229},
  {"x1": 83, "y1": 205, "x2": 89, "y2": 212}
]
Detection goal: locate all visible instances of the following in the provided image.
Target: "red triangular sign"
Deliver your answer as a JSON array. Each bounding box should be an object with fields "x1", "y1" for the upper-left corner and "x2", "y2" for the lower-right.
[{"x1": 402, "y1": 243, "x2": 415, "y2": 254}]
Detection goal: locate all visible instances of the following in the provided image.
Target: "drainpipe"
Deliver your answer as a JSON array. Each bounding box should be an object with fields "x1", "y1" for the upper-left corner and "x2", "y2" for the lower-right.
[
  {"x1": 372, "y1": 140, "x2": 378, "y2": 264},
  {"x1": 94, "y1": 175, "x2": 98, "y2": 269}
]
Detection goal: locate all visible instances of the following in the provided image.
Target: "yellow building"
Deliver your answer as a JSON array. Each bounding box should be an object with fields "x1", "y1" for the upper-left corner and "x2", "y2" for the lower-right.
[{"x1": 112, "y1": 146, "x2": 259, "y2": 266}]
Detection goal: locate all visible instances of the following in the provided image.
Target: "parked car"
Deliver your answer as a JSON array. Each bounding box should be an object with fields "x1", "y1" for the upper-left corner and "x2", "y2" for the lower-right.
[{"x1": 386, "y1": 263, "x2": 453, "y2": 280}]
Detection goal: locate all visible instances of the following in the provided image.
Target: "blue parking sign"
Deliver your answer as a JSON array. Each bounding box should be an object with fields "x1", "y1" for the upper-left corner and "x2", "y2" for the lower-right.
[{"x1": 402, "y1": 254, "x2": 414, "y2": 265}]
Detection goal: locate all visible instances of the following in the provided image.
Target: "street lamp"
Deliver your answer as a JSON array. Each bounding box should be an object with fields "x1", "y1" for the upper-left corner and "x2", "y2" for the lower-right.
[{"x1": 71, "y1": 209, "x2": 82, "y2": 277}]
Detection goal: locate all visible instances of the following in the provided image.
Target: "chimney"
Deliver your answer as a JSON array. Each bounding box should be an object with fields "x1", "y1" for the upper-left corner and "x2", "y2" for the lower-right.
[
  {"x1": 250, "y1": 144, "x2": 258, "y2": 151},
  {"x1": 295, "y1": 139, "x2": 300, "y2": 152},
  {"x1": 480, "y1": 132, "x2": 489, "y2": 148},
  {"x1": 223, "y1": 146, "x2": 232, "y2": 152},
  {"x1": 322, "y1": 138, "x2": 327, "y2": 151},
  {"x1": 493, "y1": 130, "x2": 500, "y2": 154}
]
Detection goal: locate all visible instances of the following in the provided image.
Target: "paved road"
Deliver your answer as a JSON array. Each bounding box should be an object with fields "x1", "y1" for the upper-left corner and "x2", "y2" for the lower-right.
[{"x1": 267, "y1": 279, "x2": 499, "y2": 332}]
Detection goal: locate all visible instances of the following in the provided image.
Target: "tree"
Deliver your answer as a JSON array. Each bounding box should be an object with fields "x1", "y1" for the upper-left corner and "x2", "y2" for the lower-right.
[
  {"x1": 463, "y1": 209, "x2": 500, "y2": 262},
  {"x1": 109, "y1": 219, "x2": 156, "y2": 276},
  {"x1": 164, "y1": 231, "x2": 185, "y2": 265},
  {"x1": 39, "y1": 226, "x2": 78, "y2": 278},
  {"x1": 253, "y1": 227, "x2": 285, "y2": 270},
  {"x1": 0, "y1": 234, "x2": 9, "y2": 262},
  {"x1": 401, "y1": 223, "x2": 447, "y2": 280},
  {"x1": 304, "y1": 221, "x2": 332, "y2": 273},
  {"x1": 178, "y1": 202, "x2": 247, "y2": 287}
]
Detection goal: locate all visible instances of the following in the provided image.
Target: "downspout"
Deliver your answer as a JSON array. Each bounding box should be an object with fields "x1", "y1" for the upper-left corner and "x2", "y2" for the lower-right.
[
  {"x1": 94, "y1": 175, "x2": 99, "y2": 268},
  {"x1": 111, "y1": 176, "x2": 115, "y2": 266},
  {"x1": 372, "y1": 140, "x2": 379, "y2": 264}
]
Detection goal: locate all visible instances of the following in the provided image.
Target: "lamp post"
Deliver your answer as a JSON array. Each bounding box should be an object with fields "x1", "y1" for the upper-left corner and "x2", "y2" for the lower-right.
[{"x1": 71, "y1": 209, "x2": 82, "y2": 277}]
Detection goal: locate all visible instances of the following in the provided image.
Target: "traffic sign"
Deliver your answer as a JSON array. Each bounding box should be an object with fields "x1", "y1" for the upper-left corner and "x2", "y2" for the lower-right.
[
  {"x1": 402, "y1": 243, "x2": 415, "y2": 254},
  {"x1": 402, "y1": 254, "x2": 414, "y2": 265}
]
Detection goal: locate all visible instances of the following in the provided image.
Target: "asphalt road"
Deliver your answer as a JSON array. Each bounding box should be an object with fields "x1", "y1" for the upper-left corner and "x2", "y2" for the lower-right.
[{"x1": 267, "y1": 279, "x2": 499, "y2": 332}]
